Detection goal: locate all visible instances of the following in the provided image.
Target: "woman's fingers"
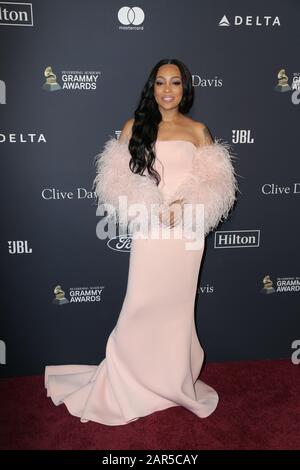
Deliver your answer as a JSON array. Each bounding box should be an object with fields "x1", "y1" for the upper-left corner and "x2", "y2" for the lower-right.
[{"x1": 158, "y1": 199, "x2": 186, "y2": 228}]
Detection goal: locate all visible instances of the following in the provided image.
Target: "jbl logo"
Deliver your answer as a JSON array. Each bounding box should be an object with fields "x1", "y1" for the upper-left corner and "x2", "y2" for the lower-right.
[
  {"x1": 232, "y1": 130, "x2": 254, "y2": 144},
  {"x1": 8, "y1": 240, "x2": 32, "y2": 254}
]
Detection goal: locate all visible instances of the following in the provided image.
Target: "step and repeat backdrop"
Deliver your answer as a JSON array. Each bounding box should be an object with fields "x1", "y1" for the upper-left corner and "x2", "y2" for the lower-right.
[{"x1": 1, "y1": 0, "x2": 299, "y2": 377}]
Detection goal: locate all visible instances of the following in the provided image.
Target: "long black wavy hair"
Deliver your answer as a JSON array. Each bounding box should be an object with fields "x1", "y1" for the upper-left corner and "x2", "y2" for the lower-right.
[{"x1": 128, "y1": 58, "x2": 194, "y2": 186}]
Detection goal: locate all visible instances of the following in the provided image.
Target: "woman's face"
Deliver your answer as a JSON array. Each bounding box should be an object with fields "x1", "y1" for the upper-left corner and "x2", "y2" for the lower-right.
[{"x1": 154, "y1": 64, "x2": 183, "y2": 110}]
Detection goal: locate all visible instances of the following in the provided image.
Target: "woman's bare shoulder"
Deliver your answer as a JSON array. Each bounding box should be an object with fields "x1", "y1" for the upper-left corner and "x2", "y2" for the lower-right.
[
  {"x1": 118, "y1": 118, "x2": 134, "y2": 143},
  {"x1": 191, "y1": 120, "x2": 214, "y2": 147}
]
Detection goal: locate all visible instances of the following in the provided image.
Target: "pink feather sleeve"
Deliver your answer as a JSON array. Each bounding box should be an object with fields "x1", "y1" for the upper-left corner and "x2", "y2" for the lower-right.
[
  {"x1": 92, "y1": 136, "x2": 164, "y2": 231},
  {"x1": 167, "y1": 139, "x2": 240, "y2": 236}
]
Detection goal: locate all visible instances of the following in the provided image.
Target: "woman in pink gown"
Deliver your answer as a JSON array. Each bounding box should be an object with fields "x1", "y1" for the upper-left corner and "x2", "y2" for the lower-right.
[{"x1": 44, "y1": 59, "x2": 239, "y2": 426}]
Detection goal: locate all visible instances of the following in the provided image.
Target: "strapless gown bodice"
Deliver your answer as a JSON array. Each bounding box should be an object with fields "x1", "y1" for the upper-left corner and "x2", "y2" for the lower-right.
[{"x1": 153, "y1": 140, "x2": 197, "y2": 200}]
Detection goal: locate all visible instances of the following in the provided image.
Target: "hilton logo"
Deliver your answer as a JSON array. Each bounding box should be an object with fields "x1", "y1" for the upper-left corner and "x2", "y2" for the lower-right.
[
  {"x1": 214, "y1": 230, "x2": 260, "y2": 248},
  {"x1": 0, "y1": 2, "x2": 33, "y2": 26}
]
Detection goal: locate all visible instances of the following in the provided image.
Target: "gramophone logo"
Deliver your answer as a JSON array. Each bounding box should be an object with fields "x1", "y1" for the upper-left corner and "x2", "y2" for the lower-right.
[
  {"x1": 260, "y1": 275, "x2": 276, "y2": 294},
  {"x1": 52, "y1": 285, "x2": 69, "y2": 305},
  {"x1": 42, "y1": 66, "x2": 61, "y2": 92},
  {"x1": 274, "y1": 68, "x2": 300, "y2": 105},
  {"x1": 274, "y1": 69, "x2": 291, "y2": 93}
]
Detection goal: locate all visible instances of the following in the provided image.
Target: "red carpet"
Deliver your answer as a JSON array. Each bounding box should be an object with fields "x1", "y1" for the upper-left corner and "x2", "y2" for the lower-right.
[{"x1": 0, "y1": 359, "x2": 299, "y2": 450}]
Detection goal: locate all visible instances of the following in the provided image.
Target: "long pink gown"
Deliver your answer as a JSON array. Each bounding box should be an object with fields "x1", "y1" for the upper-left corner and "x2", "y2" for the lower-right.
[{"x1": 44, "y1": 140, "x2": 219, "y2": 425}]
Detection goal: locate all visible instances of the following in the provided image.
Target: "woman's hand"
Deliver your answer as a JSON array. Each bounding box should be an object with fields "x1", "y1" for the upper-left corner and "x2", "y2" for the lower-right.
[{"x1": 159, "y1": 198, "x2": 185, "y2": 229}]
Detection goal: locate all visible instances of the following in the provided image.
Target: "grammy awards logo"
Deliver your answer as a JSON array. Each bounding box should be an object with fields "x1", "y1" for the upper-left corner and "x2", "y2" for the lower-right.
[
  {"x1": 0, "y1": 79, "x2": 6, "y2": 104},
  {"x1": 260, "y1": 275, "x2": 275, "y2": 295},
  {"x1": 42, "y1": 67, "x2": 101, "y2": 91},
  {"x1": 42, "y1": 66, "x2": 61, "y2": 92},
  {"x1": 260, "y1": 274, "x2": 300, "y2": 294},
  {"x1": 52, "y1": 285, "x2": 69, "y2": 305}
]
